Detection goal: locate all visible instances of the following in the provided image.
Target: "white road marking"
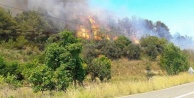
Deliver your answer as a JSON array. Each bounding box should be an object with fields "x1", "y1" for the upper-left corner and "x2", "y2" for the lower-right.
[{"x1": 175, "y1": 91, "x2": 194, "y2": 98}]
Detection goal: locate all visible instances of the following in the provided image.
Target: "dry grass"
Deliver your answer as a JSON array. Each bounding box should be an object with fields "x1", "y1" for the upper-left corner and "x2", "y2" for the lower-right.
[
  {"x1": 0, "y1": 73, "x2": 194, "y2": 98},
  {"x1": 111, "y1": 58, "x2": 164, "y2": 81}
]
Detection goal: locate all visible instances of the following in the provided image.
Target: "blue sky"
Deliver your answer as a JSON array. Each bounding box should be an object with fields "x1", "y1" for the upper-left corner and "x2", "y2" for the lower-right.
[{"x1": 89, "y1": 0, "x2": 194, "y2": 37}]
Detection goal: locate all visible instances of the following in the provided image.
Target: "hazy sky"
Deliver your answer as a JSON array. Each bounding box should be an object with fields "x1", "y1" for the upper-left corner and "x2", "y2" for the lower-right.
[{"x1": 89, "y1": 0, "x2": 194, "y2": 37}]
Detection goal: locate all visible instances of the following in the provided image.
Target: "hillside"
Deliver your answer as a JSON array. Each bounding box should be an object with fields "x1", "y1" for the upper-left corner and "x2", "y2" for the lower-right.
[{"x1": 0, "y1": 3, "x2": 193, "y2": 98}]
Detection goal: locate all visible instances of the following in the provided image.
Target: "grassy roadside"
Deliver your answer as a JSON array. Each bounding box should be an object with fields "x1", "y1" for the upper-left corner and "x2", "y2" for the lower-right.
[{"x1": 0, "y1": 73, "x2": 194, "y2": 98}]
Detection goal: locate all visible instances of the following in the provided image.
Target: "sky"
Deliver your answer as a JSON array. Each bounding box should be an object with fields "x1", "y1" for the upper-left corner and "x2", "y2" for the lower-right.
[{"x1": 89, "y1": 0, "x2": 194, "y2": 37}]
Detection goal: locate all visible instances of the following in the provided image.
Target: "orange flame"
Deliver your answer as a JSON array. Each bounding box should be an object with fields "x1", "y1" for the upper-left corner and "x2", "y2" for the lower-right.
[
  {"x1": 131, "y1": 36, "x2": 140, "y2": 44},
  {"x1": 76, "y1": 16, "x2": 118, "y2": 40},
  {"x1": 77, "y1": 26, "x2": 90, "y2": 39},
  {"x1": 134, "y1": 39, "x2": 140, "y2": 44}
]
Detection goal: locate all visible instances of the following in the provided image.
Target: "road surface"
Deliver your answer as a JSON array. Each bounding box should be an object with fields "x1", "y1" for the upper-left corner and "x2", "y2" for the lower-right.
[{"x1": 120, "y1": 82, "x2": 194, "y2": 98}]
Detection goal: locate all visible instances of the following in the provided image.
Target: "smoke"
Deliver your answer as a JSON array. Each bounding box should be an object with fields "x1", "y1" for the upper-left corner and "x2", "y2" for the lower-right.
[
  {"x1": 171, "y1": 33, "x2": 194, "y2": 50},
  {"x1": 1, "y1": 0, "x2": 91, "y2": 30},
  {"x1": 1, "y1": 0, "x2": 193, "y2": 49}
]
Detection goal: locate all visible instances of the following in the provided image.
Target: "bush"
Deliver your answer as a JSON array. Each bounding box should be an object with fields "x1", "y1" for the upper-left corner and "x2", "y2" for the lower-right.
[
  {"x1": 6, "y1": 61, "x2": 23, "y2": 80},
  {"x1": 0, "y1": 56, "x2": 23, "y2": 82},
  {"x1": 124, "y1": 44, "x2": 141, "y2": 60},
  {"x1": 0, "y1": 56, "x2": 6, "y2": 76},
  {"x1": 140, "y1": 36, "x2": 167, "y2": 60},
  {"x1": 160, "y1": 43, "x2": 189, "y2": 75},
  {"x1": 101, "y1": 41, "x2": 122, "y2": 59},
  {"x1": 82, "y1": 43, "x2": 100, "y2": 64},
  {"x1": 29, "y1": 31, "x2": 85, "y2": 92},
  {"x1": 15, "y1": 36, "x2": 28, "y2": 49},
  {"x1": 89, "y1": 55, "x2": 111, "y2": 81},
  {"x1": 29, "y1": 65, "x2": 55, "y2": 92},
  {"x1": 5, "y1": 73, "x2": 21, "y2": 89}
]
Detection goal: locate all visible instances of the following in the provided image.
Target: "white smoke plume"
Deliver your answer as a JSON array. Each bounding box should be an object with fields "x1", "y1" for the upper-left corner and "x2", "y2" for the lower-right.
[
  {"x1": 1, "y1": 0, "x2": 194, "y2": 49},
  {"x1": 1, "y1": 0, "x2": 91, "y2": 30}
]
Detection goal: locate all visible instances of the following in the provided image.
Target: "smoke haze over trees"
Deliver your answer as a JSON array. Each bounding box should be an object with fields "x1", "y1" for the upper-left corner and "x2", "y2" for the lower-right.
[{"x1": 1, "y1": 0, "x2": 194, "y2": 49}]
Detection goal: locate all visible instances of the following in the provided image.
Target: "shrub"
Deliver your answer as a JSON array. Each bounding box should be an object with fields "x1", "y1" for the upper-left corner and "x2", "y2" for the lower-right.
[
  {"x1": 101, "y1": 42, "x2": 122, "y2": 59},
  {"x1": 140, "y1": 36, "x2": 167, "y2": 60},
  {"x1": 160, "y1": 43, "x2": 189, "y2": 75},
  {"x1": 0, "y1": 56, "x2": 6, "y2": 76},
  {"x1": 89, "y1": 55, "x2": 111, "y2": 81},
  {"x1": 124, "y1": 44, "x2": 141, "y2": 60}
]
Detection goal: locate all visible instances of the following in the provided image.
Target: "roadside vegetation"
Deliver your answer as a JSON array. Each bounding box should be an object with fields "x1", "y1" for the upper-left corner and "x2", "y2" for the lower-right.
[{"x1": 1, "y1": 73, "x2": 194, "y2": 98}]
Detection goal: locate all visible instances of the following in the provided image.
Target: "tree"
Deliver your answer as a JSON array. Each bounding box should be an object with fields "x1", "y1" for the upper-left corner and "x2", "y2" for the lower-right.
[
  {"x1": 0, "y1": 7, "x2": 18, "y2": 41},
  {"x1": 140, "y1": 36, "x2": 167, "y2": 60},
  {"x1": 101, "y1": 41, "x2": 122, "y2": 59},
  {"x1": 58, "y1": 31, "x2": 85, "y2": 86},
  {"x1": 15, "y1": 11, "x2": 52, "y2": 43},
  {"x1": 82, "y1": 42, "x2": 100, "y2": 64},
  {"x1": 29, "y1": 31, "x2": 85, "y2": 92},
  {"x1": 146, "y1": 45, "x2": 158, "y2": 60},
  {"x1": 6, "y1": 61, "x2": 23, "y2": 80},
  {"x1": 44, "y1": 30, "x2": 85, "y2": 89},
  {"x1": 114, "y1": 36, "x2": 131, "y2": 56},
  {"x1": 154, "y1": 21, "x2": 172, "y2": 40},
  {"x1": 89, "y1": 55, "x2": 111, "y2": 81},
  {"x1": 124, "y1": 44, "x2": 141, "y2": 60},
  {"x1": 114, "y1": 36, "x2": 131, "y2": 49},
  {"x1": 0, "y1": 55, "x2": 6, "y2": 76},
  {"x1": 45, "y1": 43, "x2": 66, "y2": 70},
  {"x1": 160, "y1": 43, "x2": 189, "y2": 75},
  {"x1": 29, "y1": 65, "x2": 55, "y2": 92}
]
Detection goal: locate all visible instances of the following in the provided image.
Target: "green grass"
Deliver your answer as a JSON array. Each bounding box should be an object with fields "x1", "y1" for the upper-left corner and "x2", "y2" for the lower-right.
[{"x1": 0, "y1": 46, "x2": 41, "y2": 63}]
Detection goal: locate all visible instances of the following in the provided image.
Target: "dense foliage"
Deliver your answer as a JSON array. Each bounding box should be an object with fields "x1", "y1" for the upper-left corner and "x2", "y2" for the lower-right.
[
  {"x1": 0, "y1": 7, "x2": 18, "y2": 42},
  {"x1": 160, "y1": 44, "x2": 189, "y2": 75},
  {"x1": 40, "y1": 31, "x2": 85, "y2": 91},
  {"x1": 140, "y1": 36, "x2": 167, "y2": 60},
  {"x1": 90, "y1": 55, "x2": 111, "y2": 81}
]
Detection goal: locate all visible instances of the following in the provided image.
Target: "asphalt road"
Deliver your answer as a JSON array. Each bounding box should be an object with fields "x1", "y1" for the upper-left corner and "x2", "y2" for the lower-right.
[{"x1": 120, "y1": 82, "x2": 194, "y2": 98}]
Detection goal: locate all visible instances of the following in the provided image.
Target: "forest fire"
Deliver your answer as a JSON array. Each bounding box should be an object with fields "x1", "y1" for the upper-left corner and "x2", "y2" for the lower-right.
[
  {"x1": 76, "y1": 16, "x2": 120, "y2": 41},
  {"x1": 88, "y1": 16, "x2": 101, "y2": 40},
  {"x1": 76, "y1": 26, "x2": 90, "y2": 39},
  {"x1": 76, "y1": 16, "x2": 107, "y2": 40},
  {"x1": 131, "y1": 36, "x2": 140, "y2": 44},
  {"x1": 134, "y1": 39, "x2": 140, "y2": 44}
]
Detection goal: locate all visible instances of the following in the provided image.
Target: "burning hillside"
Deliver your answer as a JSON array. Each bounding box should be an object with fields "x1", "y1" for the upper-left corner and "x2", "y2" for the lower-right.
[
  {"x1": 1, "y1": 0, "x2": 194, "y2": 48},
  {"x1": 76, "y1": 16, "x2": 118, "y2": 41}
]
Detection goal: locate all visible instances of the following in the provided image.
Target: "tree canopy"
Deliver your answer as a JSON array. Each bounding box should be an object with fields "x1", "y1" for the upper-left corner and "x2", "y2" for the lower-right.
[{"x1": 160, "y1": 43, "x2": 189, "y2": 75}]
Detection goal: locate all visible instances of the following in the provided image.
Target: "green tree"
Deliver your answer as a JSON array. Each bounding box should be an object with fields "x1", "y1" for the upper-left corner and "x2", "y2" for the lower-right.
[
  {"x1": 58, "y1": 31, "x2": 85, "y2": 86},
  {"x1": 146, "y1": 45, "x2": 158, "y2": 60},
  {"x1": 140, "y1": 36, "x2": 167, "y2": 60},
  {"x1": 28, "y1": 31, "x2": 85, "y2": 92},
  {"x1": 124, "y1": 44, "x2": 141, "y2": 60},
  {"x1": 90, "y1": 55, "x2": 111, "y2": 81},
  {"x1": 0, "y1": 56, "x2": 6, "y2": 76},
  {"x1": 45, "y1": 43, "x2": 65, "y2": 70},
  {"x1": 44, "y1": 30, "x2": 85, "y2": 89},
  {"x1": 82, "y1": 42, "x2": 99, "y2": 64},
  {"x1": 114, "y1": 36, "x2": 131, "y2": 56},
  {"x1": 15, "y1": 11, "x2": 52, "y2": 43},
  {"x1": 0, "y1": 7, "x2": 18, "y2": 41},
  {"x1": 160, "y1": 43, "x2": 189, "y2": 75},
  {"x1": 29, "y1": 65, "x2": 55, "y2": 92},
  {"x1": 6, "y1": 61, "x2": 23, "y2": 80},
  {"x1": 101, "y1": 41, "x2": 122, "y2": 59},
  {"x1": 114, "y1": 36, "x2": 131, "y2": 49},
  {"x1": 15, "y1": 35, "x2": 28, "y2": 49}
]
